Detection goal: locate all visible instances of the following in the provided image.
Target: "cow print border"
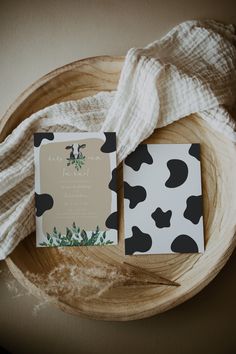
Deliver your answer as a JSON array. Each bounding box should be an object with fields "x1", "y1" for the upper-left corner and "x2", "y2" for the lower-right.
[{"x1": 34, "y1": 133, "x2": 54, "y2": 147}]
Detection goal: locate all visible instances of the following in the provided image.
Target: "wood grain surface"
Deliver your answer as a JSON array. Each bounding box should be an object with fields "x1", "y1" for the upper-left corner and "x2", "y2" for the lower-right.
[{"x1": 1, "y1": 56, "x2": 236, "y2": 321}]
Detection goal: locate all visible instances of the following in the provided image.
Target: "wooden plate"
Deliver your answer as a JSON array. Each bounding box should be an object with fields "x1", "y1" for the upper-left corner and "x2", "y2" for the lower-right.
[{"x1": 1, "y1": 56, "x2": 236, "y2": 321}]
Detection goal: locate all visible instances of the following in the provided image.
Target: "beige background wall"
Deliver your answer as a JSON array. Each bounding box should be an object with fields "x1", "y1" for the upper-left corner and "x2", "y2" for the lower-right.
[{"x1": 1, "y1": 1, "x2": 236, "y2": 353}]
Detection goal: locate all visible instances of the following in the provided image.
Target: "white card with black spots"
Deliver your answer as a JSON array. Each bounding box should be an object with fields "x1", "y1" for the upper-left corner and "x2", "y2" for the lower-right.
[{"x1": 123, "y1": 144, "x2": 204, "y2": 255}]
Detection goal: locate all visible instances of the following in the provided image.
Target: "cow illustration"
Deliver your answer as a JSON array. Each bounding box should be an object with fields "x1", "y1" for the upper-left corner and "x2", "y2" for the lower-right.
[{"x1": 65, "y1": 144, "x2": 86, "y2": 160}]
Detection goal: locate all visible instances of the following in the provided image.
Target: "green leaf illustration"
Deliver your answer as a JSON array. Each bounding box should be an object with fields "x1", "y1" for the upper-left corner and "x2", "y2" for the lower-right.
[
  {"x1": 65, "y1": 154, "x2": 86, "y2": 171},
  {"x1": 80, "y1": 229, "x2": 88, "y2": 243},
  {"x1": 40, "y1": 223, "x2": 114, "y2": 247}
]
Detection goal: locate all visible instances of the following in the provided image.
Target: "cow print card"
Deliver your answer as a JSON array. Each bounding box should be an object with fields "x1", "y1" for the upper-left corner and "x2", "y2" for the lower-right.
[
  {"x1": 34, "y1": 132, "x2": 117, "y2": 247},
  {"x1": 123, "y1": 144, "x2": 204, "y2": 255}
]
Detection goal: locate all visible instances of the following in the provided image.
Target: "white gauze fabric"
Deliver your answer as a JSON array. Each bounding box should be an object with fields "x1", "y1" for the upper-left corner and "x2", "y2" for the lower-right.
[{"x1": 0, "y1": 19, "x2": 236, "y2": 259}]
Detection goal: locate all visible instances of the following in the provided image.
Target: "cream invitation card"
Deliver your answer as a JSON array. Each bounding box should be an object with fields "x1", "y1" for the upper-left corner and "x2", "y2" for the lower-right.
[{"x1": 34, "y1": 132, "x2": 117, "y2": 247}]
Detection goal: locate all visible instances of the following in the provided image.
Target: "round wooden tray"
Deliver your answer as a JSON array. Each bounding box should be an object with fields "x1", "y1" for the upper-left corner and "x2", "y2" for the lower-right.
[{"x1": 1, "y1": 56, "x2": 236, "y2": 321}]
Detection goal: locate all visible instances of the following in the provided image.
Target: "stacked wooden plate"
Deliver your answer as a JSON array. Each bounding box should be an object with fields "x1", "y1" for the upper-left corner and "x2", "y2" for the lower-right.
[{"x1": 1, "y1": 56, "x2": 236, "y2": 321}]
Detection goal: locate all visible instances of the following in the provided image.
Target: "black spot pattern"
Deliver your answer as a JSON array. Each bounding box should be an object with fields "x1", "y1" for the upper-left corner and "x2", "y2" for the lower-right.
[
  {"x1": 171, "y1": 234, "x2": 199, "y2": 253},
  {"x1": 105, "y1": 211, "x2": 118, "y2": 230},
  {"x1": 151, "y1": 207, "x2": 172, "y2": 228},
  {"x1": 108, "y1": 168, "x2": 117, "y2": 192},
  {"x1": 124, "y1": 181, "x2": 147, "y2": 209},
  {"x1": 35, "y1": 192, "x2": 54, "y2": 217},
  {"x1": 34, "y1": 133, "x2": 54, "y2": 147},
  {"x1": 124, "y1": 144, "x2": 153, "y2": 171},
  {"x1": 189, "y1": 144, "x2": 200, "y2": 161},
  {"x1": 184, "y1": 195, "x2": 202, "y2": 224},
  {"x1": 125, "y1": 226, "x2": 152, "y2": 255},
  {"x1": 100, "y1": 132, "x2": 116, "y2": 153},
  {"x1": 165, "y1": 159, "x2": 188, "y2": 188}
]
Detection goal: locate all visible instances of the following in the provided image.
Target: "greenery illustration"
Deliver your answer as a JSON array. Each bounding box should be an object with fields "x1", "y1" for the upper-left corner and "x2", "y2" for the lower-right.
[
  {"x1": 65, "y1": 144, "x2": 86, "y2": 171},
  {"x1": 40, "y1": 223, "x2": 113, "y2": 247},
  {"x1": 66, "y1": 155, "x2": 85, "y2": 171}
]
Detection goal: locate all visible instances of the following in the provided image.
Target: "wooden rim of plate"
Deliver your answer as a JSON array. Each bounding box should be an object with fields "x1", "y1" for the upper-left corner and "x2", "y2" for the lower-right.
[{"x1": 1, "y1": 56, "x2": 236, "y2": 321}]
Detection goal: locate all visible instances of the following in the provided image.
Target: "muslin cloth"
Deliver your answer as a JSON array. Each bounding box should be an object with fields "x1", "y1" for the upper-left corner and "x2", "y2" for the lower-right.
[{"x1": 0, "y1": 20, "x2": 236, "y2": 260}]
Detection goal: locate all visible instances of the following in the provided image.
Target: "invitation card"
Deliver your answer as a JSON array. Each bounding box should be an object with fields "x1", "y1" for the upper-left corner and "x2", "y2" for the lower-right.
[
  {"x1": 34, "y1": 132, "x2": 117, "y2": 247},
  {"x1": 123, "y1": 144, "x2": 204, "y2": 255}
]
